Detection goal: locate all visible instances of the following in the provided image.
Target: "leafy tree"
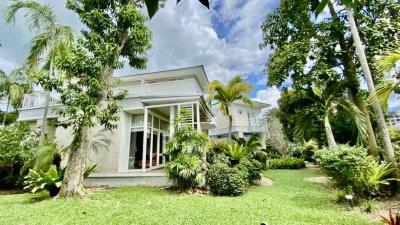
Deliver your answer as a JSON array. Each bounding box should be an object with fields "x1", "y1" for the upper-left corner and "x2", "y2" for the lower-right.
[
  {"x1": 316, "y1": 0, "x2": 396, "y2": 162},
  {"x1": 0, "y1": 68, "x2": 31, "y2": 125},
  {"x1": 5, "y1": 0, "x2": 74, "y2": 144},
  {"x1": 207, "y1": 76, "x2": 253, "y2": 142},
  {"x1": 261, "y1": 0, "x2": 399, "y2": 157}
]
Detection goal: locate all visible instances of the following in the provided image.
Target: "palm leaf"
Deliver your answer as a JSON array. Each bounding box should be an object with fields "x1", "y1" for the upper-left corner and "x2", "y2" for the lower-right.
[{"x1": 336, "y1": 98, "x2": 367, "y2": 143}]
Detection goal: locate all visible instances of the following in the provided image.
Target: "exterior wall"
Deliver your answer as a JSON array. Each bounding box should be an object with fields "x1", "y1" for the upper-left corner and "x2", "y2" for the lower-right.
[{"x1": 147, "y1": 78, "x2": 203, "y2": 96}]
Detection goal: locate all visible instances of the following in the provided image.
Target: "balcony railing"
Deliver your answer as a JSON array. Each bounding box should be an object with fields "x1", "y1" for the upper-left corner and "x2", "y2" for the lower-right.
[
  {"x1": 21, "y1": 91, "x2": 61, "y2": 109},
  {"x1": 21, "y1": 80, "x2": 155, "y2": 110}
]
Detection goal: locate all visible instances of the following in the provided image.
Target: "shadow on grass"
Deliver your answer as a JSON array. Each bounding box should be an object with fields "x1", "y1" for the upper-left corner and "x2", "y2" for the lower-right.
[{"x1": 22, "y1": 191, "x2": 51, "y2": 204}]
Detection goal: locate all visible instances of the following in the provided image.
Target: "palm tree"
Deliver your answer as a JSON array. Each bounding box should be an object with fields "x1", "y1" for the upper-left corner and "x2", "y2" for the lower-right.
[
  {"x1": 5, "y1": 0, "x2": 74, "y2": 143},
  {"x1": 293, "y1": 84, "x2": 367, "y2": 149},
  {"x1": 207, "y1": 75, "x2": 253, "y2": 142},
  {"x1": 0, "y1": 68, "x2": 31, "y2": 125},
  {"x1": 316, "y1": 0, "x2": 396, "y2": 162}
]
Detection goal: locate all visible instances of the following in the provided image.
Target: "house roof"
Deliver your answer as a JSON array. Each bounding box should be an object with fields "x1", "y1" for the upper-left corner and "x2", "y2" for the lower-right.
[{"x1": 117, "y1": 65, "x2": 209, "y2": 91}]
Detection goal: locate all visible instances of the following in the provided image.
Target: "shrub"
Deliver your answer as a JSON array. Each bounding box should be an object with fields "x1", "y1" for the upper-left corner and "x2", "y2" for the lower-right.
[
  {"x1": 207, "y1": 163, "x2": 248, "y2": 196},
  {"x1": 315, "y1": 145, "x2": 395, "y2": 197},
  {"x1": 235, "y1": 159, "x2": 262, "y2": 183},
  {"x1": 165, "y1": 154, "x2": 205, "y2": 190},
  {"x1": 269, "y1": 157, "x2": 306, "y2": 169},
  {"x1": 301, "y1": 139, "x2": 318, "y2": 162},
  {"x1": 207, "y1": 140, "x2": 229, "y2": 163},
  {"x1": 0, "y1": 123, "x2": 37, "y2": 188},
  {"x1": 252, "y1": 150, "x2": 268, "y2": 168}
]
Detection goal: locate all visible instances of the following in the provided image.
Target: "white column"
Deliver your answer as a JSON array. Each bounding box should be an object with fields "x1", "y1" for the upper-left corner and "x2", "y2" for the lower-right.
[
  {"x1": 169, "y1": 106, "x2": 175, "y2": 137},
  {"x1": 149, "y1": 115, "x2": 154, "y2": 168},
  {"x1": 196, "y1": 102, "x2": 201, "y2": 132},
  {"x1": 118, "y1": 111, "x2": 131, "y2": 172},
  {"x1": 142, "y1": 108, "x2": 148, "y2": 173}
]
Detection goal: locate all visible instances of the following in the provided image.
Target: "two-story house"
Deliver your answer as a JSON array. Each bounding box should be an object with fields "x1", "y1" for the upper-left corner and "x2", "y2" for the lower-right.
[{"x1": 18, "y1": 66, "x2": 214, "y2": 187}]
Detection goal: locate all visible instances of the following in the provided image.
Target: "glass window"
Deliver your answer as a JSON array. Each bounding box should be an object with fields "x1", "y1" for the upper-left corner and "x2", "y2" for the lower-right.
[
  {"x1": 128, "y1": 131, "x2": 144, "y2": 169},
  {"x1": 131, "y1": 114, "x2": 143, "y2": 127},
  {"x1": 153, "y1": 117, "x2": 160, "y2": 129}
]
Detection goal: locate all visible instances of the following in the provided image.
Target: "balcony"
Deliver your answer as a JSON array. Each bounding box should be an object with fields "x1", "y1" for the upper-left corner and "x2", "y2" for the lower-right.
[{"x1": 21, "y1": 80, "x2": 155, "y2": 110}]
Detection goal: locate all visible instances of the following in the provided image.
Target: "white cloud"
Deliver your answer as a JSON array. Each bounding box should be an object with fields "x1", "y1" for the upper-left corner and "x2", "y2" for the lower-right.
[
  {"x1": 252, "y1": 86, "x2": 281, "y2": 109},
  {"x1": 0, "y1": 0, "x2": 275, "y2": 85}
]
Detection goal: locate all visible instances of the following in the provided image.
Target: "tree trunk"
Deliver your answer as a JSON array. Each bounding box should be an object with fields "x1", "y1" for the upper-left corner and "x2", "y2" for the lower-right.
[
  {"x1": 327, "y1": 2, "x2": 379, "y2": 156},
  {"x1": 39, "y1": 62, "x2": 54, "y2": 144},
  {"x1": 325, "y1": 114, "x2": 337, "y2": 149},
  {"x1": 346, "y1": 8, "x2": 395, "y2": 162},
  {"x1": 58, "y1": 126, "x2": 92, "y2": 197},
  {"x1": 2, "y1": 96, "x2": 10, "y2": 126},
  {"x1": 228, "y1": 114, "x2": 233, "y2": 143}
]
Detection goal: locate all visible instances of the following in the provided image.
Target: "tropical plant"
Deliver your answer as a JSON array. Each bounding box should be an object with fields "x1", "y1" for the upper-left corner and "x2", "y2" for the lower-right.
[
  {"x1": 165, "y1": 154, "x2": 205, "y2": 190},
  {"x1": 24, "y1": 166, "x2": 63, "y2": 196},
  {"x1": 207, "y1": 162, "x2": 248, "y2": 196},
  {"x1": 292, "y1": 83, "x2": 367, "y2": 149},
  {"x1": 5, "y1": 0, "x2": 74, "y2": 144},
  {"x1": 232, "y1": 135, "x2": 262, "y2": 153},
  {"x1": 0, "y1": 68, "x2": 31, "y2": 125},
  {"x1": 235, "y1": 159, "x2": 262, "y2": 183},
  {"x1": 20, "y1": 141, "x2": 60, "y2": 176},
  {"x1": 224, "y1": 143, "x2": 249, "y2": 164},
  {"x1": 207, "y1": 75, "x2": 253, "y2": 141},
  {"x1": 382, "y1": 209, "x2": 400, "y2": 225},
  {"x1": 316, "y1": 0, "x2": 396, "y2": 162}
]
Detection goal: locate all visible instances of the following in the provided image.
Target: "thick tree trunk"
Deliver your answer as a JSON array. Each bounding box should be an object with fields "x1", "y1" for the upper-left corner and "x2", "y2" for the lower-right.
[
  {"x1": 346, "y1": 8, "x2": 395, "y2": 162},
  {"x1": 2, "y1": 96, "x2": 10, "y2": 126},
  {"x1": 327, "y1": 2, "x2": 379, "y2": 156},
  {"x1": 39, "y1": 63, "x2": 54, "y2": 144},
  {"x1": 324, "y1": 114, "x2": 337, "y2": 149},
  {"x1": 58, "y1": 126, "x2": 92, "y2": 197}
]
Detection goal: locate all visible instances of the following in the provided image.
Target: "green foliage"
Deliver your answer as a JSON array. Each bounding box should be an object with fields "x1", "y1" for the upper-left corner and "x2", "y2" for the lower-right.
[
  {"x1": 143, "y1": 0, "x2": 209, "y2": 19},
  {"x1": 381, "y1": 209, "x2": 400, "y2": 225},
  {"x1": 23, "y1": 165, "x2": 96, "y2": 197},
  {"x1": 165, "y1": 111, "x2": 208, "y2": 190},
  {"x1": 165, "y1": 154, "x2": 205, "y2": 190},
  {"x1": 207, "y1": 139, "x2": 229, "y2": 163},
  {"x1": 23, "y1": 166, "x2": 63, "y2": 196},
  {"x1": 224, "y1": 143, "x2": 249, "y2": 163},
  {"x1": 21, "y1": 141, "x2": 60, "y2": 175},
  {"x1": 232, "y1": 135, "x2": 261, "y2": 153},
  {"x1": 315, "y1": 145, "x2": 395, "y2": 197},
  {"x1": 207, "y1": 163, "x2": 248, "y2": 196},
  {"x1": 235, "y1": 159, "x2": 262, "y2": 183},
  {"x1": 269, "y1": 157, "x2": 306, "y2": 169},
  {"x1": 301, "y1": 139, "x2": 319, "y2": 162},
  {"x1": 0, "y1": 123, "x2": 37, "y2": 188}
]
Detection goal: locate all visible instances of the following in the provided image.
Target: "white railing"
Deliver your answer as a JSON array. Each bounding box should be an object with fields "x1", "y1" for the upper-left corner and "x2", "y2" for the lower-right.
[
  {"x1": 21, "y1": 92, "x2": 61, "y2": 109},
  {"x1": 21, "y1": 80, "x2": 156, "y2": 110},
  {"x1": 114, "y1": 80, "x2": 155, "y2": 97},
  {"x1": 209, "y1": 125, "x2": 267, "y2": 136}
]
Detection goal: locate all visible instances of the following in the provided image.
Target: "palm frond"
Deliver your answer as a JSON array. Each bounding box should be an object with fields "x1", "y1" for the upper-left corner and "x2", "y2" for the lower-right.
[
  {"x1": 337, "y1": 98, "x2": 367, "y2": 143},
  {"x1": 377, "y1": 47, "x2": 400, "y2": 73},
  {"x1": 370, "y1": 82, "x2": 400, "y2": 112},
  {"x1": 26, "y1": 30, "x2": 52, "y2": 67},
  {"x1": 294, "y1": 110, "x2": 315, "y2": 141},
  {"x1": 5, "y1": 0, "x2": 56, "y2": 30}
]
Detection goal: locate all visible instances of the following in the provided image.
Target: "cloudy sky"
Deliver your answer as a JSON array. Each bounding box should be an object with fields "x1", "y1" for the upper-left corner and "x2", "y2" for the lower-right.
[{"x1": 0, "y1": 0, "x2": 282, "y2": 108}]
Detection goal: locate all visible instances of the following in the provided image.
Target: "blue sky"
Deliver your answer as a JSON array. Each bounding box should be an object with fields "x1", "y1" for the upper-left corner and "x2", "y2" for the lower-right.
[{"x1": 0, "y1": 0, "x2": 282, "y2": 109}]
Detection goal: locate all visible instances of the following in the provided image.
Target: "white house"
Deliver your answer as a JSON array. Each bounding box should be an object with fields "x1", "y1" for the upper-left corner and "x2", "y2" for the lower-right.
[
  {"x1": 209, "y1": 100, "x2": 269, "y2": 143},
  {"x1": 17, "y1": 65, "x2": 268, "y2": 187}
]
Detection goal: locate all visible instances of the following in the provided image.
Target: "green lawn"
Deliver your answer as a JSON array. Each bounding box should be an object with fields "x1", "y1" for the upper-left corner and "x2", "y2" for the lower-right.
[{"x1": 0, "y1": 169, "x2": 379, "y2": 225}]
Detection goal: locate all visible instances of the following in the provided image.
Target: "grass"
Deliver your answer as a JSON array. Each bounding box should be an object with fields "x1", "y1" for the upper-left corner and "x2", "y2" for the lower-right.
[{"x1": 0, "y1": 169, "x2": 379, "y2": 225}]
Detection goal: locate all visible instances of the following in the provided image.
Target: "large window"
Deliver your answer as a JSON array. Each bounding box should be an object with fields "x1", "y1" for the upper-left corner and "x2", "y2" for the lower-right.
[{"x1": 128, "y1": 112, "x2": 169, "y2": 170}]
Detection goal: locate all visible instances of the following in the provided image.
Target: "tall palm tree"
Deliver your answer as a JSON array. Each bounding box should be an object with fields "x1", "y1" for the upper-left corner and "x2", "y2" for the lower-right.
[
  {"x1": 316, "y1": 0, "x2": 396, "y2": 162},
  {"x1": 207, "y1": 75, "x2": 253, "y2": 142},
  {"x1": 5, "y1": 0, "x2": 74, "y2": 143},
  {"x1": 293, "y1": 84, "x2": 367, "y2": 149},
  {"x1": 0, "y1": 68, "x2": 31, "y2": 125}
]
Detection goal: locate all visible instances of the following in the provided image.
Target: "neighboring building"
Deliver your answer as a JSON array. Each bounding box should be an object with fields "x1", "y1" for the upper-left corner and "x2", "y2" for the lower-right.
[
  {"x1": 18, "y1": 66, "x2": 215, "y2": 187},
  {"x1": 388, "y1": 112, "x2": 400, "y2": 127},
  {"x1": 209, "y1": 100, "x2": 269, "y2": 143}
]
